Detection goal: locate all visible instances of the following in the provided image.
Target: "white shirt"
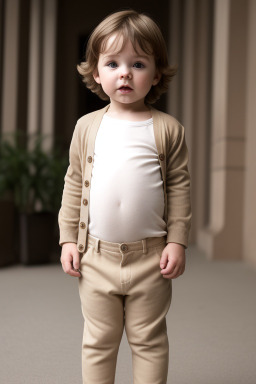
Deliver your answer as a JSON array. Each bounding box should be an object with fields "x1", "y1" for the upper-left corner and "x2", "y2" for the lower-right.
[{"x1": 88, "y1": 114, "x2": 167, "y2": 242}]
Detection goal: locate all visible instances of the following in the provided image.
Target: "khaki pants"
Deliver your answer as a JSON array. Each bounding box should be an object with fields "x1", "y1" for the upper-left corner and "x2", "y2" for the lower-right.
[{"x1": 78, "y1": 233, "x2": 172, "y2": 384}]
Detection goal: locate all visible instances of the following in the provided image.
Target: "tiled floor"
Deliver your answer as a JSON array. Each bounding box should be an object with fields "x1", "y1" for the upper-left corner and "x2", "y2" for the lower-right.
[{"x1": 0, "y1": 245, "x2": 256, "y2": 383}]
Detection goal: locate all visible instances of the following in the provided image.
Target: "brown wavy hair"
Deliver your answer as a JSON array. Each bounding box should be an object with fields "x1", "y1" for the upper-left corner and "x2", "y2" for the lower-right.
[{"x1": 77, "y1": 9, "x2": 178, "y2": 104}]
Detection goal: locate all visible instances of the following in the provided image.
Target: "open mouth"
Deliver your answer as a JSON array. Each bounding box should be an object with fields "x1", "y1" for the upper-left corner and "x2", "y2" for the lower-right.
[{"x1": 119, "y1": 86, "x2": 133, "y2": 91}]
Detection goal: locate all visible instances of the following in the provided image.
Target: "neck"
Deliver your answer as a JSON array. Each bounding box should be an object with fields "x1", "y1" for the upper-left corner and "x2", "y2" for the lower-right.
[{"x1": 106, "y1": 101, "x2": 152, "y2": 121}]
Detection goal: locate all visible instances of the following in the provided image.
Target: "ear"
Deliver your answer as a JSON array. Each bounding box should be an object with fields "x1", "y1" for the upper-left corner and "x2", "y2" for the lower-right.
[
  {"x1": 93, "y1": 69, "x2": 101, "y2": 84},
  {"x1": 152, "y1": 71, "x2": 161, "y2": 86}
]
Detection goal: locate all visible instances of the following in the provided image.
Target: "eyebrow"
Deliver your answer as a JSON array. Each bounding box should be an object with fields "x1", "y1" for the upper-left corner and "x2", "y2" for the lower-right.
[{"x1": 102, "y1": 54, "x2": 150, "y2": 61}]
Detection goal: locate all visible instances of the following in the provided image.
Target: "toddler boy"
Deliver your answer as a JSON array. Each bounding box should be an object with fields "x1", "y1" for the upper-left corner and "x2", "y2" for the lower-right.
[{"x1": 59, "y1": 9, "x2": 192, "y2": 384}]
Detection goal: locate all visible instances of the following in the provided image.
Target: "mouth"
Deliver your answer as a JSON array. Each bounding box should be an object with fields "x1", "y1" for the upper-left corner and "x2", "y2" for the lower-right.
[{"x1": 118, "y1": 85, "x2": 133, "y2": 93}]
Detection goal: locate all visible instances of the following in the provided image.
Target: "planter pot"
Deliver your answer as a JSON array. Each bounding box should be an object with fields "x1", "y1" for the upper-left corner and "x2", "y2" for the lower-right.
[
  {"x1": 0, "y1": 199, "x2": 17, "y2": 267},
  {"x1": 19, "y1": 212, "x2": 56, "y2": 265}
]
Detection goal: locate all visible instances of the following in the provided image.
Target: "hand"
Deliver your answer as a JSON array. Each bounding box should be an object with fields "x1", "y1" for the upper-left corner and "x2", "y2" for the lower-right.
[
  {"x1": 159, "y1": 242, "x2": 186, "y2": 279},
  {"x1": 60, "y1": 243, "x2": 82, "y2": 277}
]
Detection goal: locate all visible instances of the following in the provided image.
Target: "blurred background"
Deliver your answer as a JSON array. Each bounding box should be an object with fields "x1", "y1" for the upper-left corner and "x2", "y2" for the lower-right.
[
  {"x1": 1, "y1": 0, "x2": 255, "y2": 267},
  {"x1": 0, "y1": 0, "x2": 256, "y2": 383}
]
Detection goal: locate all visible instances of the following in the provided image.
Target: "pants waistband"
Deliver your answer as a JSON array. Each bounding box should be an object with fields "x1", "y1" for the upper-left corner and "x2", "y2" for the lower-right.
[{"x1": 87, "y1": 234, "x2": 167, "y2": 254}]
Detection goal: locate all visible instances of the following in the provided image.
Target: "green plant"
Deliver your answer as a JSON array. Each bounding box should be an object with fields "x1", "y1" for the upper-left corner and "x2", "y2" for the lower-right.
[{"x1": 0, "y1": 130, "x2": 69, "y2": 214}]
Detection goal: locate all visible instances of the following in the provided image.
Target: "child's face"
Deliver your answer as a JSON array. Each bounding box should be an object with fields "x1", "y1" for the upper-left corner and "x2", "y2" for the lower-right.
[{"x1": 93, "y1": 35, "x2": 161, "y2": 109}]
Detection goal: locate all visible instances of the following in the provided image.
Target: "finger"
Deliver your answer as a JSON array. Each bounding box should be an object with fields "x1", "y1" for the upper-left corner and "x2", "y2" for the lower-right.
[
  {"x1": 72, "y1": 267, "x2": 82, "y2": 278},
  {"x1": 163, "y1": 265, "x2": 179, "y2": 279},
  {"x1": 62, "y1": 260, "x2": 72, "y2": 272},
  {"x1": 62, "y1": 261, "x2": 81, "y2": 277},
  {"x1": 160, "y1": 253, "x2": 168, "y2": 269},
  {"x1": 166, "y1": 265, "x2": 183, "y2": 279},
  {"x1": 66, "y1": 267, "x2": 82, "y2": 278},
  {"x1": 161, "y1": 260, "x2": 176, "y2": 274},
  {"x1": 73, "y1": 253, "x2": 81, "y2": 270}
]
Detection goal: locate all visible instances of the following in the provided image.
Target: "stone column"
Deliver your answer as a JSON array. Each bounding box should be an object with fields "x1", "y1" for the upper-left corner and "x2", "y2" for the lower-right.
[
  {"x1": 198, "y1": 0, "x2": 248, "y2": 260},
  {"x1": 41, "y1": 0, "x2": 57, "y2": 152},
  {"x1": 243, "y1": 0, "x2": 256, "y2": 267},
  {"x1": 1, "y1": 0, "x2": 20, "y2": 137},
  {"x1": 168, "y1": 0, "x2": 196, "y2": 244},
  {"x1": 167, "y1": 0, "x2": 182, "y2": 119},
  {"x1": 27, "y1": 0, "x2": 42, "y2": 149},
  {"x1": 193, "y1": 0, "x2": 213, "y2": 239},
  {"x1": 27, "y1": 0, "x2": 57, "y2": 152},
  {"x1": 0, "y1": 0, "x2": 4, "y2": 122},
  {"x1": 168, "y1": 0, "x2": 213, "y2": 245}
]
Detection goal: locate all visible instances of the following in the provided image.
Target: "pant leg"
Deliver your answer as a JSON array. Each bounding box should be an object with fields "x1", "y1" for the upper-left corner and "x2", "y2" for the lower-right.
[
  {"x1": 78, "y1": 244, "x2": 125, "y2": 384},
  {"x1": 124, "y1": 242, "x2": 172, "y2": 384}
]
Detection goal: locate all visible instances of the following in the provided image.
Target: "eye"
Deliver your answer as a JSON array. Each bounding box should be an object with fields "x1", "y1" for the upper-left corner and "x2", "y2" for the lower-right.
[
  {"x1": 107, "y1": 61, "x2": 117, "y2": 68},
  {"x1": 133, "y1": 62, "x2": 145, "y2": 69}
]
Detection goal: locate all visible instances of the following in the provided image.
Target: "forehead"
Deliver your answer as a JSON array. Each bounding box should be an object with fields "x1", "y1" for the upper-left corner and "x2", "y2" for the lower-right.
[{"x1": 101, "y1": 33, "x2": 152, "y2": 56}]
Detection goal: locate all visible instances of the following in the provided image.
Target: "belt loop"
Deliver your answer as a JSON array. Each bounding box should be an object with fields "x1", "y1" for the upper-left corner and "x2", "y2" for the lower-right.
[
  {"x1": 95, "y1": 238, "x2": 100, "y2": 253},
  {"x1": 142, "y1": 239, "x2": 147, "y2": 254}
]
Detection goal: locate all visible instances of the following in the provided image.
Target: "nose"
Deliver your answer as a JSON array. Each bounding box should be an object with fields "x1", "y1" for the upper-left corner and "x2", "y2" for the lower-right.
[{"x1": 119, "y1": 65, "x2": 132, "y2": 79}]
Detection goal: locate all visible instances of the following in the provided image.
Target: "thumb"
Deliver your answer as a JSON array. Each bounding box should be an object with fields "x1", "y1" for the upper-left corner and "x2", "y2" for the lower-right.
[
  {"x1": 73, "y1": 251, "x2": 81, "y2": 270},
  {"x1": 160, "y1": 252, "x2": 168, "y2": 269}
]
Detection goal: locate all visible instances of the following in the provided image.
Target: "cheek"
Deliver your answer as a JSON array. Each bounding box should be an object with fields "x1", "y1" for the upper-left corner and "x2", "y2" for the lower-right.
[
  {"x1": 137, "y1": 73, "x2": 155, "y2": 89},
  {"x1": 98, "y1": 74, "x2": 113, "y2": 94}
]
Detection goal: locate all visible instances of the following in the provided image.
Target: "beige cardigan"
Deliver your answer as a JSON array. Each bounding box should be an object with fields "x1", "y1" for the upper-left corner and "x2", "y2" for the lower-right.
[{"x1": 58, "y1": 104, "x2": 192, "y2": 252}]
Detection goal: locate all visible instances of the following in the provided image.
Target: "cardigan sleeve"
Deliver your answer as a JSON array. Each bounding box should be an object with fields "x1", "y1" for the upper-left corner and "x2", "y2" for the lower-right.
[
  {"x1": 58, "y1": 122, "x2": 83, "y2": 246},
  {"x1": 165, "y1": 124, "x2": 192, "y2": 248}
]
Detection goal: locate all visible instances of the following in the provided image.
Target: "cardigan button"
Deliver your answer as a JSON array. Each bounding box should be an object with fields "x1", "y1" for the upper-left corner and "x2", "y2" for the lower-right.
[
  {"x1": 159, "y1": 153, "x2": 165, "y2": 161},
  {"x1": 84, "y1": 180, "x2": 89, "y2": 187},
  {"x1": 87, "y1": 156, "x2": 92, "y2": 163},
  {"x1": 83, "y1": 199, "x2": 88, "y2": 206},
  {"x1": 78, "y1": 244, "x2": 84, "y2": 251},
  {"x1": 80, "y1": 222, "x2": 86, "y2": 229}
]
